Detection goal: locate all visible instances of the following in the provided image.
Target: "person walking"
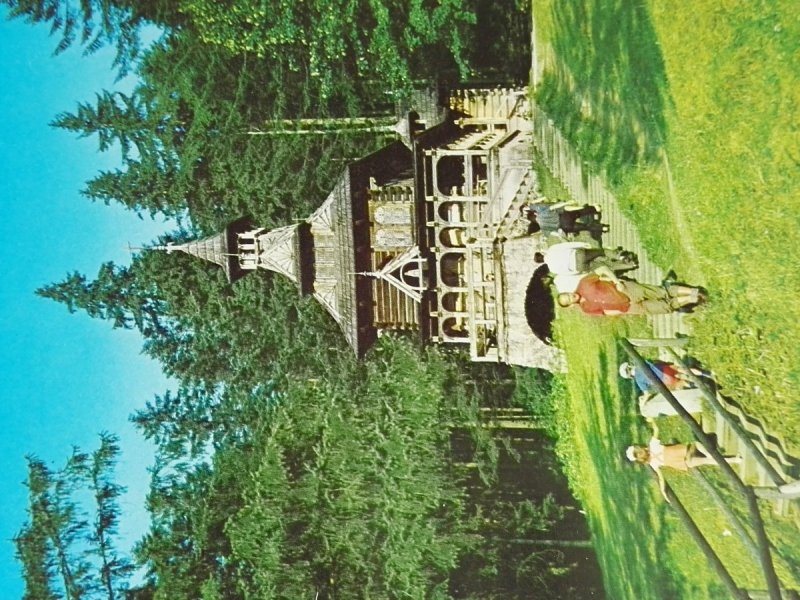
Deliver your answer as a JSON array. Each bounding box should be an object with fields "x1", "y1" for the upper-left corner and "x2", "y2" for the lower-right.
[
  {"x1": 540, "y1": 241, "x2": 638, "y2": 293},
  {"x1": 618, "y1": 360, "x2": 713, "y2": 394},
  {"x1": 557, "y1": 267, "x2": 707, "y2": 315},
  {"x1": 627, "y1": 437, "x2": 740, "y2": 501}
]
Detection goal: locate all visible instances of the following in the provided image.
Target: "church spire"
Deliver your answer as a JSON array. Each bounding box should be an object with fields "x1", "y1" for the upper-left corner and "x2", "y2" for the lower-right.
[
  {"x1": 247, "y1": 224, "x2": 303, "y2": 284},
  {"x1": 153, "y1": 217, "x2": 312, "y2": 290},
  {"x1": 152, "y1": 217, "x2": 254, "y2": 282}
]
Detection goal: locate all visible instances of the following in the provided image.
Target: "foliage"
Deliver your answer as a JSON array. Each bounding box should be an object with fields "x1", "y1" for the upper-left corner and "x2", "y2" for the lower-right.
[
  {"x1": 534, "y1": 0, "x2": 800, "y2": 453},
  {"x1": 0, "y1": 0, "x2": 179, "y2": 75},
  {"x1": 85, "y1": 434, "x2": 136, "y2": 600},
  {"x1": 510, "y1": 368, "x2": 558, "y2": 436},
  {"x1": 179, "y1": 0, "x2": 476, "y2": 101},
  {"x1": 550, "y1": 311, "x2": 735, "y2": 599},
  {"x1": 37, "y1": 262, "x2": 168, "y2": 336},
  {"x1": 643, "y1": 0, "x2": 800, "y2": 453},
  {"x1": 534, "y1": 0, "x2": 800, "y2": 596},
  {"x1": 227, "y1": 338, "x2": 466, "y2": 599},
  {"x1": 14, "y1": 435, "x2": 133, "y2": 600},
  {"x1": 35, "y1": 244, "x2": 595, "y2": 597},
  {"x1": 533, "y1": 0, "x2": 669, "y2": 184},
  {"x1": 17, "y1": 0, "x2": 601, "y2": 596}
]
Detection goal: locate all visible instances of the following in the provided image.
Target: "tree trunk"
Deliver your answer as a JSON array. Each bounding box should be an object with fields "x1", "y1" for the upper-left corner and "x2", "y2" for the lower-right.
[{"x1": 247, "y1": 116, "x2": 401, "y2": 136}]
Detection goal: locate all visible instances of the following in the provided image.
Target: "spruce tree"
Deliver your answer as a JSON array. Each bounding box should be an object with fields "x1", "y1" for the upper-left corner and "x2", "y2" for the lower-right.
[
  {"x1": 87, "y1": 434, "x2": 135, "y2": 600},
  {"x1": 18, "y1": 456, "x2": 92, "y2": 599}
]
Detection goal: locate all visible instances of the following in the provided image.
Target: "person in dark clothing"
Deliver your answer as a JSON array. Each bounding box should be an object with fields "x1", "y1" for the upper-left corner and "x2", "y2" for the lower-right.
[{"x1": 524, "y1": 201, "x2": 608, "y2": 239}]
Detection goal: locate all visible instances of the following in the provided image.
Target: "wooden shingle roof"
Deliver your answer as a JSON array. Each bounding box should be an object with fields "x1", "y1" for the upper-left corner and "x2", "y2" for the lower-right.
[
  {"x1": 165, "y1": 217, "x2": 252, "y2": 282},
  {"x1": 306, "y1": 141, "x2": 413, "y2": 357}
]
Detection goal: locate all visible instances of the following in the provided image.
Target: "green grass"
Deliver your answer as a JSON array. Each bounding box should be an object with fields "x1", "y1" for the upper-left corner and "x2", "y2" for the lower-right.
[
  {"x1": 645, "y1": 0, "x2": 800, "y2": 452},
  {"x1": 550, "y1": 311, "x2": 800, "y2": 599},
  {"x1": 533, "y1": 0, "x2": 800, "y2": 451},
  {"x1": 529, "y1": 0, "x2": 800, "y2": 597},
  {"x1": 533, "y1": 0, "x2": 669, "y2": 183}
]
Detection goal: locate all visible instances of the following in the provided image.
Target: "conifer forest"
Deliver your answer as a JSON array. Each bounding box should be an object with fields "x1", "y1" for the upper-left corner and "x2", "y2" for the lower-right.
[{"x1": 8, "y1": 1, "x2": 603, "y2": 598}]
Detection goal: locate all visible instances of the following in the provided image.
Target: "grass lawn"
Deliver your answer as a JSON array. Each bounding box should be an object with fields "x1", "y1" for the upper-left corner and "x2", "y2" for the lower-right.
[
  {"x1": 528, "y1": 0, "x2": 800, "y2": 597},
  {"x1": 532, "y1": 311, "x2": 800, "y2": 599}
]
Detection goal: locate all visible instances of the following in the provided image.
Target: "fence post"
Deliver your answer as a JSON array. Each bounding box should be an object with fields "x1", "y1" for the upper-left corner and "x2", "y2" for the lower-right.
[{"x1": 620, "y1": 339, "x2": 785, "y2": 600}]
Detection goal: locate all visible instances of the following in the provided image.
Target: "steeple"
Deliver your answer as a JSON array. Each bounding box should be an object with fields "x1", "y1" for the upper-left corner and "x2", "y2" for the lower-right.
[
  {"x1": 152, "y1": 86, "x2": 564, "y2": 371},
  {"x1": 246, "y1": 224, "x2": 305, "y2": 285},
  {"x1": 153, "y1": 217, "x2": 254, "y2": 282},
  {"x1": 154, "y1": 216, "x2": 315, "y2": 290}
]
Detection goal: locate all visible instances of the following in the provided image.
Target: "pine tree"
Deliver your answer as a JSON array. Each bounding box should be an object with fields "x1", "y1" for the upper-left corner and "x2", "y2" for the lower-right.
[
  {"x1": 82, "y1": 159, "x2": 184, "y2": 218},
  {"x1": 52, "y1": 92, "x2": 157, "y2": 162},
  {"x1": 36, "y1": 262, "x2": 167, "y2": 336},
  {"x1": 87, "y1": 434, "x2": 135, "y2": 600},
  {"x1": 131, "y1": 386, "x2": 218, "y2": 461},
  {"x1": 2, "y1": 0, "x2": 137, "y2": 74},
  {"x1": 14, "y1": 521, "x2": 59, "y2": 600},
  {"x1": 0, "y1": 0, "x2": 184, "y2": 75},
  {"x1": 16, "y1": 438, "x2": 137, "y2": 600},
  {"x1": 18, "y1": 456, "x2": 92, "y2": 599}
]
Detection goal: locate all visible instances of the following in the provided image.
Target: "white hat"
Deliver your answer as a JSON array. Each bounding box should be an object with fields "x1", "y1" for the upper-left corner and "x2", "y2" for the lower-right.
[
  {"x1": 619, "y1": 362, "x2": 634, "y2": 379},
  {"x1": 625, "y1": 446, "x2": 637, "y2": 462}
]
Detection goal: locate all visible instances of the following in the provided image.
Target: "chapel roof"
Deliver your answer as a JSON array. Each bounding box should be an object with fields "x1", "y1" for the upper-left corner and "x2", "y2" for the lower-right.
[
  {"x1": 307, "y1": 140, "x2": 413, "y2": 356},
  {"x1": 163, "y1": 217, "x2": 253, "y2": 283}
]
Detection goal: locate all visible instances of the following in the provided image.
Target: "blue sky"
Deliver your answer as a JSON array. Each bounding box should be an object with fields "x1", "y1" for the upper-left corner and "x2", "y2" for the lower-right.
[{"x1": 0, "y1": 10, "x2": 172, "y2": 595}]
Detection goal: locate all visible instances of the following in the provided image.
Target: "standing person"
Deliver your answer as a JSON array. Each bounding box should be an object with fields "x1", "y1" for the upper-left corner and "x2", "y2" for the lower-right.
[
  {"x1": 557, "y1": 267, "x2": 707, "y2": 315},
  {"x1": 626, "y1": 437, "x2": 741, "y2": 501},
  {"x1": 524, "y1": 201, "x2": 562, "y2": 235},
  {"x1": 618, "y1": 360, "x2": 712, "y2": 394},
  {"x1": 524, "y1": 201, "x2": 606, "y2": 238},
  {"x1": 541, "y1": 241, "x2": 638, "y2": 293},
  {"x1": 619, "y1": 360, "x2": 712, "y2": 418}
]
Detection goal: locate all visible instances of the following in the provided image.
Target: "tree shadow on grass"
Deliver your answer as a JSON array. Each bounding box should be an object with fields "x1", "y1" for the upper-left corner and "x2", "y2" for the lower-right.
[
  {"x1": 536, "y1": 0, "x2": 670, "y2": 184},
  {"x1": 578, "y1": 346, "x2": 693, "y2": 599}
]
